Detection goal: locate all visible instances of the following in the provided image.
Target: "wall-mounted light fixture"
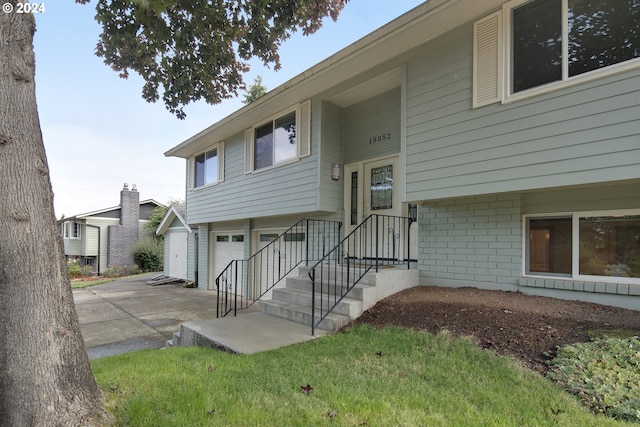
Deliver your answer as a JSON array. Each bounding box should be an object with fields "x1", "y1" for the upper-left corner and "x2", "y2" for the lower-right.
[{"x1": 331, "y1": 163, "x2": 341, "y2": 181}]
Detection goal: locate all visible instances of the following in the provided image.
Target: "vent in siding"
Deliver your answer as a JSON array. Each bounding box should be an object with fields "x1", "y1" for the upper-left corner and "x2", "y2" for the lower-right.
[{"x1": 473, "y1": 11, "x2": 503, "y2": 108}]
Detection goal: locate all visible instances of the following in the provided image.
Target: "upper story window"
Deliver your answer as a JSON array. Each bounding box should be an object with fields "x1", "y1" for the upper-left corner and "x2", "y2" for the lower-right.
[
  {"x1": 473, "y1": 0, "x2": 640, "y2": 106},
  {"x1": 62, "y1": 221, "x2": 81, "y2": 239},
  {"x1": 254, "y1": 111, "x2": 297, "y2": 170},
  {"x1": 245, "y1": 100, "x2": 311, "y2": 173},
  {"x1": 192, "y1": 143, "x2": 224, "y2": 189}
]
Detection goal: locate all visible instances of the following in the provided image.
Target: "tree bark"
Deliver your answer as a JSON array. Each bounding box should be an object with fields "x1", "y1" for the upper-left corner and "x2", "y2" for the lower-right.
[{"x1": 0, "y1": 5, "x2": 108, "y2": 425}]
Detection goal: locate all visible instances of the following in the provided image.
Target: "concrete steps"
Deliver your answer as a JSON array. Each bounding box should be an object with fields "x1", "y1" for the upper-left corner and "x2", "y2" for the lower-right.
[{"x1": 258, "y1": 265, "x2": 377, "y2": 332}]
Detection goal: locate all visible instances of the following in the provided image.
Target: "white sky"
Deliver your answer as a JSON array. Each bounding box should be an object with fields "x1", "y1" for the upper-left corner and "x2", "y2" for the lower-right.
[{"x1": 33, "y1": 0, "x2": 425, "y2": 218}]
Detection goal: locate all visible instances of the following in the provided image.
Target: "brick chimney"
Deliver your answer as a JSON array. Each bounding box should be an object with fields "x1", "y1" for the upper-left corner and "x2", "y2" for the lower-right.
[{"x1": 107, "y1": 183, "x2": 140, "y2": 267}]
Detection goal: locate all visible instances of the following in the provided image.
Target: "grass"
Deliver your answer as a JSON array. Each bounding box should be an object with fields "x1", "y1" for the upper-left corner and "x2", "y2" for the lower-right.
[
  {"x1": 71, "y1": 278, "x2": 118, "y2": 289},
  {"x1": 91, "y1": 325, "x2": 634, "y2": 426}
]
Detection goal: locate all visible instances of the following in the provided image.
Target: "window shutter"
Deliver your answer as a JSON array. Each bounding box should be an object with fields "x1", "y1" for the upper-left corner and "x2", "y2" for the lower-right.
[
  {"x1": 244, "y1": 129, "x2": 253, "y2": 174},
  {"x1": 218, "y1": 141, "x2": 225, "y2": 182},
  {"x1": 473, "y1": 11, "x2": 503, "y2": 108},
  {"x1": 298, "y1": 100, "x2": 311, "y2": 158}
]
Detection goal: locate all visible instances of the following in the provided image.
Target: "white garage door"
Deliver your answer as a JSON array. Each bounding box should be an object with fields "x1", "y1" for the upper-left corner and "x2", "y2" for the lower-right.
[
  {"x1": 254, "y1": 230, "x2": 305, "y2": 299},
  {"x1": 167, "y1": 230, "x2": 188, "y2": 280},
  {"x1": 211, "y1": 232, "x2": 245, "y2": 292}
]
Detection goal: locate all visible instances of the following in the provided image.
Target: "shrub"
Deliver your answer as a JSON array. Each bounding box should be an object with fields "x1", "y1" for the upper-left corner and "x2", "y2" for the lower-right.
[
  {"x1": 131, "y1": 239, "x2": 163, "y2": 273},
  {"x1": 547, "y1": 337, "x2": 640, "y2": 422},
  {"x1": 103, "y1": 265, "x2": 142, "y2": 278},
  {"x1": 67, "y1": 260, "x2": 82, "y2": 277}
]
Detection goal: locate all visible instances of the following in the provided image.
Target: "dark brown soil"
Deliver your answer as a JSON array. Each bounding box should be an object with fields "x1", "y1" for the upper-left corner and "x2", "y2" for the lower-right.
[{"x1": 349, "y1": 286, "x2": 640, "y2": 373}]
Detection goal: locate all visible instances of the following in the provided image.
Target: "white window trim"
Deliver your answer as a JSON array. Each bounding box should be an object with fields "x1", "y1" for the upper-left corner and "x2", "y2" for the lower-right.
[
  {"x1": 474, "y1": 0, "x2": 640, "y2": 107},
  {"x1": 523, "y1": 209, "x2": 640, "y2": 285},
  {"x1": 62, "y1": 221, "x2": 82, "y2": 240},
  {"x1": 190, "y1": 141, "x2": 225, "y2": 190},
  {"x1": 244, "y1": 100, "x2": 311, "y2": 174}
]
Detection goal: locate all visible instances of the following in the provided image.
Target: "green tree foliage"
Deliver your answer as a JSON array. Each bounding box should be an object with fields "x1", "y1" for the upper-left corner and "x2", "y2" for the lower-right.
[
  {"x1": 77, "y1": 0, "x2": 348, "y2": 118},
  {"x1": 243, "y1": 75, "x2": 267, "y2": 104},
  {"x1": 1, "y1": 2, "x2": 348, "y2": 423}
]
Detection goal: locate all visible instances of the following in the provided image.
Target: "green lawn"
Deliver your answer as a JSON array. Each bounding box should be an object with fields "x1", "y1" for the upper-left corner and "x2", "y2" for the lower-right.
[{"x1": 92, "y1": 325, "x2": 634, "y2": 426}]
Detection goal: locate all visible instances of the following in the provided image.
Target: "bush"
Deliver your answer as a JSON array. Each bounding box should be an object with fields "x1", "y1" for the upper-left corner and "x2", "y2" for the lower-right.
[
  {"x1": 103, "y1": 265, "x2": 142, "y2": 278},
  {"x1": 547, "y1": 337, "x2": 640, "y2": 422},
  {"x1": 67, "y1": 260, "x2": 82, "y2": 277},
  {"x1": 131, "y1": 239, "x2": 163, "y2": 273}
]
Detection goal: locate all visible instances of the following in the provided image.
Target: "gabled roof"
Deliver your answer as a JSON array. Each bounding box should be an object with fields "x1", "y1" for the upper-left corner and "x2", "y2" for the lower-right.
[
  {"x1": 65, "y1": 199, "x2": 163, "y2": 221},
  {"x1": 164, "y1": 0, "x2": 504, "y2": 159},
  {"x1": 156, "y1": 204, "x2": 191, "y2": 235}
]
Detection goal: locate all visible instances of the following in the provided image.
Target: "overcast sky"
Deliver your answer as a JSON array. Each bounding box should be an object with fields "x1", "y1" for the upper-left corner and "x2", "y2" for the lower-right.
[{"x1": 33, "y1": 0, "x2": 424, "y2": 218}]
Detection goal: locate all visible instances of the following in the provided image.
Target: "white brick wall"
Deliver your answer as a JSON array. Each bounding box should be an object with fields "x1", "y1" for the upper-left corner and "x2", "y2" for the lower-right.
[{"x1": 418, "y1": 193, "x2": 522, "y2": 288}]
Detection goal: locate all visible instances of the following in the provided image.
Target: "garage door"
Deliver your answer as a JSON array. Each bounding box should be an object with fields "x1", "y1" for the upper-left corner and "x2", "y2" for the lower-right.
[
  {"x1": 254, "y1": 230, "x2": 305, "y2": 299},
  {"x1": 211, "y1": 232, "x2": 245, "y2": 292}
]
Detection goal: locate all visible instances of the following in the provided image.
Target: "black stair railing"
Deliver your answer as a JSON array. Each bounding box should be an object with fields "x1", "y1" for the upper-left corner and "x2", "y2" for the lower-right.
[
  {"x1": 216, "y1": 219, "x2": 342, "y2": 318},
  {"x1": 309, "y1": 214, "x2": 413, "y2": 335}
]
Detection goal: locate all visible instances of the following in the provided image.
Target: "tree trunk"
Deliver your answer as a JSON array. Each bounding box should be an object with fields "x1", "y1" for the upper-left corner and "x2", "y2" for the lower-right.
[{"x1": 0, "y1": 6, "x2": 108, "y2": 426}]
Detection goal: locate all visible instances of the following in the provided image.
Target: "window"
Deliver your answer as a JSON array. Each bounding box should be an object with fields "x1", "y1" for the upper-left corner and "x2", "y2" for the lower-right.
[
  {"x1": 474, "y1": 1, "x2": 640, "y2": 104},
  {"x1": 509, "y1": 0, "x2": 640, "y2": 94},
  {"x1": 244, "y1": 101, "x2": 311, "y2": 173},
  {"x1": 527, "y1": 217, "x2": 572, "y2": 275},
  {"x1": 62, "y1": 221, "x2": 81, "y2": 239},
  {"x1": 525, "y1": 211, "x2": 640, "y2": 282},
  {"x1": 511, "y1": 0, "x2": 563, "y2": 93},
  {"x1": 255, "y1": 111, "x2": 296, "y2": 170},
  {"x1": 370, "y1": 165, "x2": 393, "y2": 211},
  {"x1": 192, "y1": 143, "x2": 224, "y2": 188},
  {"x1": 579, "y1": 215, "x2": 640, "y2": 278}
]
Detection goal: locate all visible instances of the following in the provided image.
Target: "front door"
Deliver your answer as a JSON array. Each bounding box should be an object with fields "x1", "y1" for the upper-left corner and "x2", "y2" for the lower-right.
[{"x1": 344, "y1": 156, "x2": 402, "y2": 260}]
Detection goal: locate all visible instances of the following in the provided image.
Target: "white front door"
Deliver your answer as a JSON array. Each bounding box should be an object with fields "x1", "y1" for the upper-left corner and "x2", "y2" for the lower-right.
[
  {"x1": 344, "y1": 156, "x2": 403, "y2": 260},
  {"x1": 345, "y1": 156, "x2": 400, "y2": 233}
]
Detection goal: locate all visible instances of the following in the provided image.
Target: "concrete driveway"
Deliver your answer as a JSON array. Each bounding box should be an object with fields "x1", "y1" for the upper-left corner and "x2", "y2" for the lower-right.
[{"x1": 73, "y1": 273, "x2": 218, "y2": 359}]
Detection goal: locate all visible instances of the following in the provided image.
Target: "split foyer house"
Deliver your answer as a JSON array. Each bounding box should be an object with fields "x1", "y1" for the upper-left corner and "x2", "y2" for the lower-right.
[
  {"x1": 60, "y1": 184, "x2": 163, "y2": 273},
  {"x1": 165, "y1": 0, "x2": 640, "y2": 312}
]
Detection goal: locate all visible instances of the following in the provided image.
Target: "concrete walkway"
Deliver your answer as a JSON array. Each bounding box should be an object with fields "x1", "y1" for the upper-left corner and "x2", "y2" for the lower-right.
[{"x1": 73, "y1": 274, "x2": 323, "y2": 359}]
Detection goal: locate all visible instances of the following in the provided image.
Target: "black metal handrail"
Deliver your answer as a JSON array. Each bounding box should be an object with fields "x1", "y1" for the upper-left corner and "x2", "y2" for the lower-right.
[
  {"x1": 309, "y1": 214, "x2": 413, "y2": 335},
  {"x1": 216, "y1": 219, "x2": 342, "y2": 317}
]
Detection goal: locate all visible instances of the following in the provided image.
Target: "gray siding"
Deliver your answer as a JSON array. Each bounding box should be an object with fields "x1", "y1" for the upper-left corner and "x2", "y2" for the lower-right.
[
  {"x1": 344, "y1": 88, "x2": 401, "y2": 164},
  {"x1": 85, "y1": 217, "x2": 118, "y2": 273},
  {"x1": 522, "y1": 182, "x2": 640, "y2": 214},
  {"x1": 187, "y1": 231, "x2": 198, "y2": 284},
  {"x1": 187, "y1": 129, "x2": 320, "y2": 224},
  {"x1": 405, "y1": 23, "x2": 640, "y2": 202},
  {"x1": 319, "y1": 101, "x2": 344, "y2": 211}
]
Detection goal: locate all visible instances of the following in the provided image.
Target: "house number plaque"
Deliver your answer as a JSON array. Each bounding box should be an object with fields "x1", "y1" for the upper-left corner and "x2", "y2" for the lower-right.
[{"x1": 369, "y1": 132, "x2": 392, "y2": 144}]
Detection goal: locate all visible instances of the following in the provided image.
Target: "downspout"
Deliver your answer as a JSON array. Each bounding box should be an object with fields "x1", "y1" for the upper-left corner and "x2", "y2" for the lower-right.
[{"x1": 84, "y1": 224, "x2": 101, "y2": 275}]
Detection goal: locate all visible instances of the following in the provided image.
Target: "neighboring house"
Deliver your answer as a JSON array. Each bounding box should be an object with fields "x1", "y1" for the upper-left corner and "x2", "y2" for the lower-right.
[
  {"x1": 165, "y1": 0, "x2": 640, "y2": 310},
  {"x1": 155, "y1": 204, "x2": 193, "y2": 281},
  {"x1": 59, "y1": 184, "x2": 163, "y2": 273}
]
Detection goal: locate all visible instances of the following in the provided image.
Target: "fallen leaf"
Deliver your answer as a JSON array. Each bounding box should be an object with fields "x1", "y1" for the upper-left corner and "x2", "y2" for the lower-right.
[
  {"x1": 375, "y1": 351, "x2": 382, "y2": 358},
  {"x1": 399, "y1": 370, "x2": 407, "y2": 377},
  {"x1": 328, "y1": 409, "x2": 338, "y2": 418},
  {"x1": 207, "y1": 409, "x2": 215, "y2": 416},
  {"x1": 208, "y1": 366, "x2": 217, "y2": 372}
]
